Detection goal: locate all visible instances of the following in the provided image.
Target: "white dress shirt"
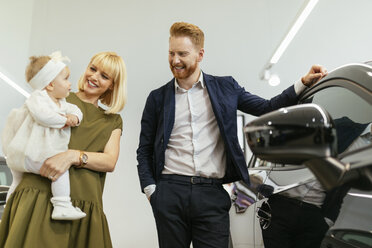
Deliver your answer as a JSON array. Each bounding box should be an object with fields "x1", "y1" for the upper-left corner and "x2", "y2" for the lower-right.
[{"x1": 162, "y1": 72, "x2": 226, "y2": 178}]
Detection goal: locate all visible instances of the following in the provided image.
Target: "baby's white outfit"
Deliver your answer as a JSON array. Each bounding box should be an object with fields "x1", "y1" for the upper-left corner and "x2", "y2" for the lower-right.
[{"x1": 2, "y1": 89, "x2": 86, "y2": 220}]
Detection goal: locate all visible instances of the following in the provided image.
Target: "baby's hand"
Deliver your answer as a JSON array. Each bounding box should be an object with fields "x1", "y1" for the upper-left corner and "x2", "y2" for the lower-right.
[{"x1": 65, "y1": 114, "x2": 79, "y2": 127}]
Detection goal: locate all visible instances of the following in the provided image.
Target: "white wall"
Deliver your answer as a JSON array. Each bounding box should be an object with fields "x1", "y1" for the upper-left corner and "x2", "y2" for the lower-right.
[
  {"x1": 0, "y1": 0, "x2": 34, "y2": 153},
  {"x1": 1, "y1": 0, "x2": 372, "y2": 247}
]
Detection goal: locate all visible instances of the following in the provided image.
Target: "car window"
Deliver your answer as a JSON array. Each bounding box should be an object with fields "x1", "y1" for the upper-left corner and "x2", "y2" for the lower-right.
[
  {"x1": 338, "y1": 231, "x2": 372, "y2": 248},
  {"x1": 0, "y1": 159, "x2": 11, "y2": 186},
  {"x1": 304, "y1": 86, "x2": 372, "y2": 154},
  {"x1": 0, "y1": 158, "x2": 11, "y2": 218}
]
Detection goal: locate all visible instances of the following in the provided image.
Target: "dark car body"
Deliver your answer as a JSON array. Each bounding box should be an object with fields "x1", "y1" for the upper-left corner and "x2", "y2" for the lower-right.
[{"x1": 229, "y1": 63, "x2": 372, "y2": 248}]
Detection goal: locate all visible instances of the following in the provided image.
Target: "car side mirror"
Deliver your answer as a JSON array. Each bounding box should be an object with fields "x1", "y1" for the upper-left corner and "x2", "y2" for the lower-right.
[
  {"x1": 244, "y1": 104, "x2": 347, "y2": 190},
  {"x1": 244, "y1": 104, "x2": 337, "y2": 164}
]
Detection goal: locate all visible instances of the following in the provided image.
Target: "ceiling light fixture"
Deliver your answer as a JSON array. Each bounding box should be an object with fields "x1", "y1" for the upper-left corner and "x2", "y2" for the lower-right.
[
  {"x1": 270, "y1": 0, "x2": 319, "y2": 64},
  {"x1": 260, "y1": 0, "x2": 319, "y2": 84}
]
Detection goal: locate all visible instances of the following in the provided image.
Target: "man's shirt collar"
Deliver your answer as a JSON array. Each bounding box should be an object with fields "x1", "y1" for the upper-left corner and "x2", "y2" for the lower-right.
[{"x1": 175, "y1": 71, "x2": 205, "y2": 92}]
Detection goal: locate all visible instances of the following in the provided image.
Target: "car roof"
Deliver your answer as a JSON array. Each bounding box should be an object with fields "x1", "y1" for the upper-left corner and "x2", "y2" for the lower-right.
[{"x1": 312, "y1": 62, "x2": 372, "y2": 92}]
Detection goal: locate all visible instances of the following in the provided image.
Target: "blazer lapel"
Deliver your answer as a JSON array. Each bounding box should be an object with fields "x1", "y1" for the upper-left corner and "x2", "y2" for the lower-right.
[
  {"x1": 163, "y1": 80, "x2": 175, "y2": 148},
  {"x1": 204, "y1": 73, "x2": 224, "y2": 128}
]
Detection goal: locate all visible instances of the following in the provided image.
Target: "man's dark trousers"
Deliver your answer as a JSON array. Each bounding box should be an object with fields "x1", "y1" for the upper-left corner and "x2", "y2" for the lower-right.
[{"x1": 150, "y1": 174, "x2": 231, "y2": 248}]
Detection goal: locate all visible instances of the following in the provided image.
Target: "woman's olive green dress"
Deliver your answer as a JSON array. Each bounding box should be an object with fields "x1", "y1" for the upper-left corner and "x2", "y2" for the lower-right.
[{"x1": 0, "y1": 93, "x2": 122, "y2": 248}]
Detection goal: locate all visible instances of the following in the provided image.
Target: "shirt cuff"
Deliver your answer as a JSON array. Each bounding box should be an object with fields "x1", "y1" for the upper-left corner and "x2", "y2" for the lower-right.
[
  {"x1": 144, "y1": 184, "x2": 156, "y2": 199},
  {"x1": 294, "y1": 79, "x2": 307, "y2": 95}
]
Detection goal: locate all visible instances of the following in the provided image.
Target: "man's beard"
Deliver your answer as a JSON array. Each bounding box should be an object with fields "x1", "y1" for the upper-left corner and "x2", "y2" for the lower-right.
[{"x1": 170, "y1": 61, "x2": 198, "y2": 80}]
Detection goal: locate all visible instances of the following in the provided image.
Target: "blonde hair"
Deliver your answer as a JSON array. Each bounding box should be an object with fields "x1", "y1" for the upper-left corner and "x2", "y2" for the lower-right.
[
  {"x1": 25, "y1": 55, "x2": 51, "y2": 82},
  {"x1": 78, "y1": 52, "x2": 127, "y2": 114},
  {"x1": 170, "y1": 22, "x2": 205, "y2": 49}
]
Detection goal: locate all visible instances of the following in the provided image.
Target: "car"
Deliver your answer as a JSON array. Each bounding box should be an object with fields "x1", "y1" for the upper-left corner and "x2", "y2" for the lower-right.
[
  {"x1": 229, "y1": 62, "x2": 372, "y2": 248},
  {"x1": 0, "y1": 157, "x2": 11, "y2": 219}
]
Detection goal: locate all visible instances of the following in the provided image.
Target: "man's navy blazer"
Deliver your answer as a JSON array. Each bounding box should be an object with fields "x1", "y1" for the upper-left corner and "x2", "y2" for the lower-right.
[{"x1": 137, "y1": 72, "x2": 298, "y2": 191}]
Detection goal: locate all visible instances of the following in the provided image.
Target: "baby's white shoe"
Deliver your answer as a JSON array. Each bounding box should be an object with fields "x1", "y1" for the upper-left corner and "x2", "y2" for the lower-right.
[{"x1": 51, "y1": 196, "x2": 86, "y2": 220}]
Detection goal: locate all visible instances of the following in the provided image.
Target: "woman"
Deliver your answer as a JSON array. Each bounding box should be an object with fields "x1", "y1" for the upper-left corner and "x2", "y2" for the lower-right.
[{"x1": 0, "y1": 51, "x2": 127, "y2": 248}]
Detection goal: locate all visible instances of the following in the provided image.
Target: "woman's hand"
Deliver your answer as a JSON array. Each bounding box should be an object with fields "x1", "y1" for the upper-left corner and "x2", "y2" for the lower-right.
[
  {"x1": 40, "y1": 128, "x2": 121, "y2": 181},
  {"x1": 40, "y1": 150, "x2": 79, "y2": 181}
]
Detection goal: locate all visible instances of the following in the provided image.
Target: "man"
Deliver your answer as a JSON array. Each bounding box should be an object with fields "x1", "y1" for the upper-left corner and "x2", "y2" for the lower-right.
[{"x1": 136, "y1": 22, "x2": 327, "y2": 248}]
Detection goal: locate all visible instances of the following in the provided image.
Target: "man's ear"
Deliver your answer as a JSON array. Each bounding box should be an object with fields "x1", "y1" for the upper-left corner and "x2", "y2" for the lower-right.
[{"x1": 198, "y1": 48, "x2": 205, "y2": 62}]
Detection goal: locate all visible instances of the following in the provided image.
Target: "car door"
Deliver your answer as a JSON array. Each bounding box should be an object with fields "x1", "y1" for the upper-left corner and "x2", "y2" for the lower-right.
[{"x1": 299, "y1": 77, "x2": 372, "y2": 248}]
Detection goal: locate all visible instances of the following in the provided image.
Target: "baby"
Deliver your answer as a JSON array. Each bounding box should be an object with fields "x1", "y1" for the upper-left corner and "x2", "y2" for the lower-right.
[{"x1": 2, "y1": 51, "x2": 86, "y2": 220}]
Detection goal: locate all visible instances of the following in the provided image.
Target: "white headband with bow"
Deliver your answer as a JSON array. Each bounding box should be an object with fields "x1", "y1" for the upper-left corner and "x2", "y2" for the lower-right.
[{"x1": 29, "y1": 51, "x2": 71, "y2": 90}]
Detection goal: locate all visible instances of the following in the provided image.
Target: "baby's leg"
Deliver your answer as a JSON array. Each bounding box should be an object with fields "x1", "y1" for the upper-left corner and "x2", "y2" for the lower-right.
[
  {"x1": 24, "y1": 157, "x2": 70, "y2": 196},
  {"x1": 50, "y1": 170, "x2": 86, "y2": 220},
  {"x1": 51, "y1": 170, "x2": 70, "y2": 197},
  {"x1": 24, "y1": 157, "x2": 85, "y2": 220},
  {"x1": 6, "y1": 169, "x2": 23, "y2": 202}
]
